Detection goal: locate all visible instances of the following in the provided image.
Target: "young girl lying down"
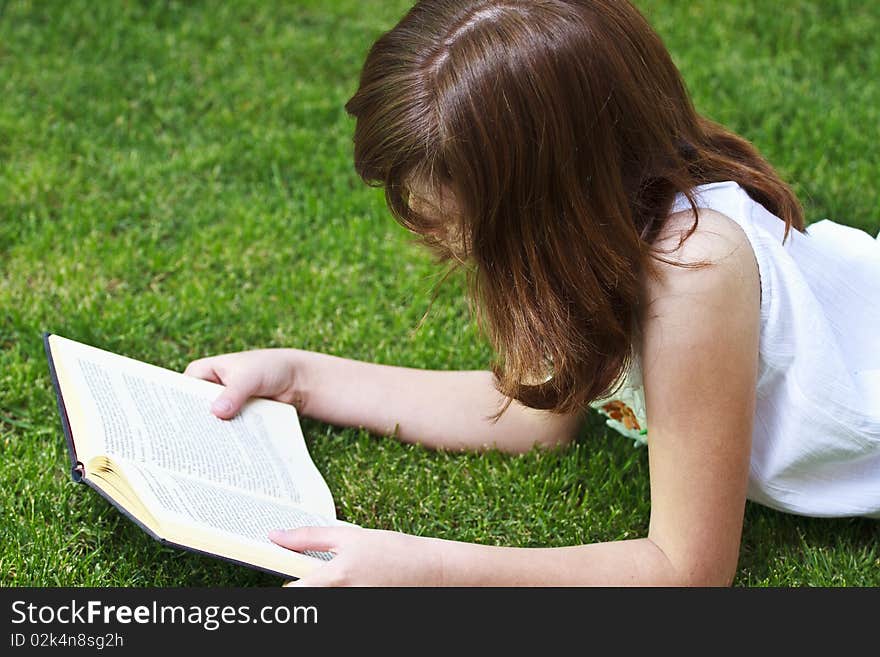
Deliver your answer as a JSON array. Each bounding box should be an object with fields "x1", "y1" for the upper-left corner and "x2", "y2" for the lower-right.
[{"x1": 185, "y1": 0, "x2": 880, "y2": 586}]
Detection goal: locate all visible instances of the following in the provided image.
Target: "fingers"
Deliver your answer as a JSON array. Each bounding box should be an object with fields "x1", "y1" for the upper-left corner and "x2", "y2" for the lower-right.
[
  {"x1": 183, "y1": 358, "x2": 254, "y2": 419},
  {"x1": 272, "y1": 527, "x2": 352, "y2": 588},
  {"x1": 183, "y1": 359, "x2": 221, "y2": 383},
  {"x1": 283, "y1": 569, "x2": 339, "y2": 587},
  {"x1": 269, "y1": 526, "x2": 347, "y2": 553},
  {"x1": 210, "y1": 387, "x2": 251, "y2": 420}
]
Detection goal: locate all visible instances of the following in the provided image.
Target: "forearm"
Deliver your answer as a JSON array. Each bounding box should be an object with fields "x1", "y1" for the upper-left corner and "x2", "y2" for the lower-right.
[
  {"x1": 427, "y1": 536, "x2": 710, "y2": 586},
  {"x1": 287, "y1": 349, "x2": 580, "y2": 453}
]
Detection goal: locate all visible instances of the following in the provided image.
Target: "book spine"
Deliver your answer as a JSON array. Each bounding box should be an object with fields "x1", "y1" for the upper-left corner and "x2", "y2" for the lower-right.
[{"x1": 43, "y1": 332, "x2": 85, "y2": 482}]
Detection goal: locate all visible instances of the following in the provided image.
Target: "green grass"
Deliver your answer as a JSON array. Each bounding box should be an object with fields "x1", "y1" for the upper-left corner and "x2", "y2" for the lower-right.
[{"x1": 1, "y1": 0, "x2": 878, "y2": 587}]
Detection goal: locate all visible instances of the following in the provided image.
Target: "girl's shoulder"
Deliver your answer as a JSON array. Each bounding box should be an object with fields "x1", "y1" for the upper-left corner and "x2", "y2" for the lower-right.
[
  {"x1": 641, "y1": 205, "x2": 760, "y2": 317},
  {"x1": 590, "y1": 206, "x2": 761, "y2": 446},
  {"x1": 649, "y1": 206, "x2": 754, "y2": 273}
]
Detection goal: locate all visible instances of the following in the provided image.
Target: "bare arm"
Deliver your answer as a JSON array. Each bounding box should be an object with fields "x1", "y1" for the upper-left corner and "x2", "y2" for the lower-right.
[
  {"x1": 290, "y1": 353, "x2": 582, "y2": 453},
  {"x1": 185, "y1": 350, "x2": 582, "y2": 454},
  {"x1": 446, "y1": 210, "x2": 760, "y2": 584}
]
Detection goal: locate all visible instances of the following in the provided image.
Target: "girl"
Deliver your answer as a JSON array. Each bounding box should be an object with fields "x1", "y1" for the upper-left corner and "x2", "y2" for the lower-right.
[{"x1": 184, "y1": 0, "x2": 880, "y2": 586}]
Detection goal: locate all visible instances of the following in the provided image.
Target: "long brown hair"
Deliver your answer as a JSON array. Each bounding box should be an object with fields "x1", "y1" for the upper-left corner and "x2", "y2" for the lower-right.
[{"x1": 345, "y1": 0, "x2": 804, "y2": 415}]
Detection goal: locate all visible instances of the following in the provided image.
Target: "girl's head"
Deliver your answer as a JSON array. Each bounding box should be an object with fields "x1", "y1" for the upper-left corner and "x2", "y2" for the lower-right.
[{"x1": 345, "y1": 0, "x2": 803, "y2": 414}]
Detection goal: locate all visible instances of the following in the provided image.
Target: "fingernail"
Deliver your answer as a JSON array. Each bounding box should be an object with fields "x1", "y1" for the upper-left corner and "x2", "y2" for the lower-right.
[
  {"x1": 212, "y1": 399, "x2": 232, "y2": 415},
  {"x1": 268, "y1": 529, "x2": 284, "y2": 541}
]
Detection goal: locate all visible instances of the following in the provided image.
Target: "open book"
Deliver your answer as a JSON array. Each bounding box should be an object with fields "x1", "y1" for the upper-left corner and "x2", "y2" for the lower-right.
[{"x1": 44, "y1": 333, "x2": 345, "y2": 580}]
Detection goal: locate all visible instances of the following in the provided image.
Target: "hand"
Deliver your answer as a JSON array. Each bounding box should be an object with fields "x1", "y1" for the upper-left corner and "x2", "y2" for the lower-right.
[
  {"x1": 183, "y1": 349, "x2": 303, "y2": 419},
  {"x1": 269, "y1": 526, "x2": 445, "y2": 587}
]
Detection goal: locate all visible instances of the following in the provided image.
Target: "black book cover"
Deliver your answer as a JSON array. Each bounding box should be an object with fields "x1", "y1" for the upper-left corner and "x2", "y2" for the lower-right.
[{"x1": 43, "y1": 332, "x2": 84, "y2": 482}]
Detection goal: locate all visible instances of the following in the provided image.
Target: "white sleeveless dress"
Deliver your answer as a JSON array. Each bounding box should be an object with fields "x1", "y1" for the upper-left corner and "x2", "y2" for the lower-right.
[{"x1": 589, "y1": 181, "x2": 880, "y2": 519}]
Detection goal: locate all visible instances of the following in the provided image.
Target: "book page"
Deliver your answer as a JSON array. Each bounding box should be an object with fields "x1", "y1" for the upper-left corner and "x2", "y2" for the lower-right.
[
  {"x1": 117, "y1": 459, "x2": 338, "y2": 562},
  {"x1": 49, "y1": 335, "x2": 336, "y2": 518}
]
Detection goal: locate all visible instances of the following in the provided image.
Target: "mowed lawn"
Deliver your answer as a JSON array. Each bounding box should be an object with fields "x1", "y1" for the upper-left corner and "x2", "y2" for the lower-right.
[{"x1": 1, "y1": 0, "x2": 878, "y2": 587}]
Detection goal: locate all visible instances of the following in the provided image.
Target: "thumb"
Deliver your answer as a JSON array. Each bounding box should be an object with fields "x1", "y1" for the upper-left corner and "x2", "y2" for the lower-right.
[
  {"x1": 269, "y1": 526, "x2": 345, "y2": 553},
  {"x1": 210, "y1": 386, "x2": 252, "y2": 420}
]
